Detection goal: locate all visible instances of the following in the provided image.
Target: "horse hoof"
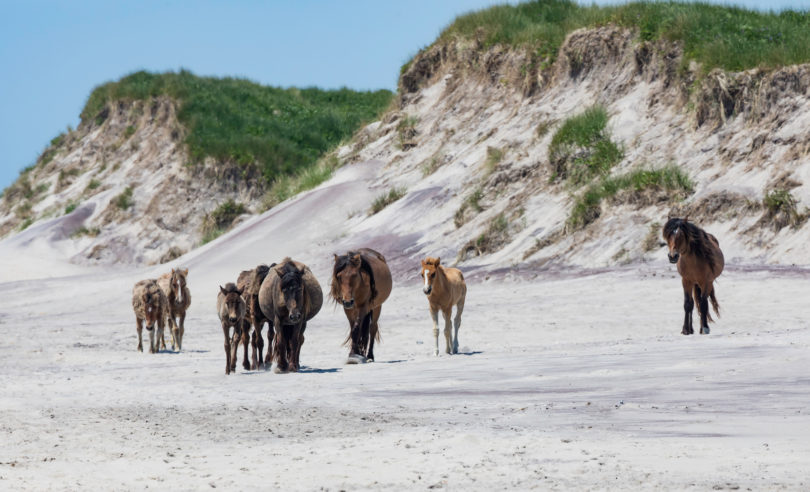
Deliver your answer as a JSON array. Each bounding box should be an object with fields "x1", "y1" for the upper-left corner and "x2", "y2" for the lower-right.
[
  {"x1": 433, "y1": 351, "x2": 439, "y2": 357},
  {"x1": 273, "y1": 365, "x2": 288, "y2": 374},
  {"x1": 701, "y1": 327, "x2": 710, "y2": 335},
  {"x1": 346, "y1": 354, "x2": 367, "y2": 365}
]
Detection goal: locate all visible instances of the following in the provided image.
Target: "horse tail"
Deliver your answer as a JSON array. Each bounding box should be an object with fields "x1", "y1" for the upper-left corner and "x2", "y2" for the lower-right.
[{"x1": 709, "y1": 289, "x2": 720, "y2": 319}]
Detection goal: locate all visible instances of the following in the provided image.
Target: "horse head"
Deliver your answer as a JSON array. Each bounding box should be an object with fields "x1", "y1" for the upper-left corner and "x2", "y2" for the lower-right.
[
  {"x1": 276, "y1": 262, "x2": 305, "y2": 324},
  {"x1": 171, "y1": 268, "x2": 188, "y2": 304},
  {"x1": 219, "y1": 284, "x2": 244, "y2": 325},
  {"x1": 333, "y1": 252, "x2": 367, "y2": 309},
  {"x1": 142, "y1": 290, "x2": 159, "y2": 327},
  {"x1": 662, "y1": 217, "x2": 688, "y2": 264},
  {"x1": 420, "y1": 257, "x2": 441, "y2": 295}
]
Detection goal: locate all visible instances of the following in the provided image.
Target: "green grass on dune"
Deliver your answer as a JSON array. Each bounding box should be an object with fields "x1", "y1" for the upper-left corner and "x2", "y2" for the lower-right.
[
  {"x1": 439, "y1": 0, "x2": 810, "y2": 73},
  {"x1": 81, "y1": 70, "x2": 393, "y2": 185}
]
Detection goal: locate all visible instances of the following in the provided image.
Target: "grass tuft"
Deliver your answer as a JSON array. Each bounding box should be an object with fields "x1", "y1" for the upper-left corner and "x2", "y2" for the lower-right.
[
  {"x1": 114, "y1": 186, "x2": 134, "y2": 210},
  {"x1": 438, "y1": 0, "x2": 810, "y2": 74},
  {"x1": 369, "y1": 187, "x2": 407, "y2": 215},
  {"x1": 568, "y1": 165, "x2": 693, "y2": 229},
  {"x1": 80, "y1": 70, "x2": 392, "y2": 186},
  {"x1": 549, "y1": 105, "x2": 623, "y2": 185},
  {"x1": 200, "y1": 199, "x2": 247, "y2": 244}
]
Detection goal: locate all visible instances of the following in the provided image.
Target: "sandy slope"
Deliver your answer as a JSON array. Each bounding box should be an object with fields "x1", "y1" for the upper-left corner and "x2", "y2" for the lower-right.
[{"x1": 1, "y1": 161, "x2": 808, "y2": 490}]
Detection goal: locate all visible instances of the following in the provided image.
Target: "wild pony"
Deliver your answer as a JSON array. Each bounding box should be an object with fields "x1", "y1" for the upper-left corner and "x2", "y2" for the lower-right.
[
  {"x1": 131, "y1": 279, "x2": 168, "y2": 353},
  {"x1": 237, "y1": 264, "x2": 274, "y2": 370},
  {"x1": 258, "y1": 259, "x2": 323, "y2": 373},
  {"x1": 158, "y1": 268, "x2": 191, "y2": 351},
  {"x1": 331, "y1": 248, "x2": 392, "y2": 364},
  {"x1": 420, "y1": 257, "x2": 467, "y2": 355},
  {"x1": 217, "y1": 283, "x2": 247, "y2": 374},
  {"x1": 662, "y1": 217, "x2": 724, "y2": 335}
]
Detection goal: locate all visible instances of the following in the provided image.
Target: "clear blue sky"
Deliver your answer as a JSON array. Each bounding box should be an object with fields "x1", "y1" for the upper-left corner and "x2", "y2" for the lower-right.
[{"x1": 1, "y1": 0, "x2": 808, "y2": 192}]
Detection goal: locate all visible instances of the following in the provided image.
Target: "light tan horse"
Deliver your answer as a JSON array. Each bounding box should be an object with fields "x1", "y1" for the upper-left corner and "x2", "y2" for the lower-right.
[
  {"x1": 158, "y1": 268, "x2": 190, "y2": 351},
  {"x1": 420, "y1": 257, "x2": 466, "y2": 355},
  {"x1": 662, "y1": 217, "x2": 724, "y2": 335},
  {"x1": 331, "y1": 248, "x2": 392, "y2": 364}
]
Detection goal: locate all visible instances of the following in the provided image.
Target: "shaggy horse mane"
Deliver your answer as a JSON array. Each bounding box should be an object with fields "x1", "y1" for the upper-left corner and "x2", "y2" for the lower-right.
[
  {"x1": 330, "y1": 251, "x2": 377, "y2": 304},
  {"x1": 663, "y1": 218, "x2": 719, "y2": 273}
]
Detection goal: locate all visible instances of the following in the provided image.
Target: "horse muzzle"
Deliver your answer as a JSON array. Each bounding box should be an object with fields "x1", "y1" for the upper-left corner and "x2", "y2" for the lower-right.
[
  {"x1": 668, "y1": 252, "x2": 679, "y2": 264},
  {"x1": 342, "y1": 299, "x2": 355, "y2": 309},
  {"x1": 228, "y1": 316, "x2": 238, "y2": 324},
  {"x1": 289, "y1": 312, "x2": 302, "y2": 323},
  {"x1": 423, "y1": 286, "x2": 432, "y2": 295}
]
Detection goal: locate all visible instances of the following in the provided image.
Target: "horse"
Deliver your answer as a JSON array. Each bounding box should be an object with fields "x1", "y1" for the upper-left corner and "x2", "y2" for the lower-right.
[
  {"x1": 131, "y1": 279, "x2": 168, "y2": 353},
  {"x1": 258, "y1": 259, "x2": 323, "y2": 373},
  {"x1": 331, "y1": 248, "x2": 392, "y2": 364},
  {"x1": 157, "y1": 268, "x2": 191, "y2": 351},
  {"x1": 237, "y1": 264, "x2": 274, "y2": 370},
  {"x1": 662, "y1": 217, "x2": 724, "y2": 335},
  {"x1": 217, "y1": 283, "x2": 247, "y2": 374},
  {"x1": 420, "y1": 257, "x2": 467, "y2": 356}
]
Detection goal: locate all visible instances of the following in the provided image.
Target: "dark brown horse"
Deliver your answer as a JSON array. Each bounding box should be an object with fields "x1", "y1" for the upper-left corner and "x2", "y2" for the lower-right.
[
  {"x1": 237, "y1": 264, "x2": 274, "y2": 370},
  {"x1": 158, "y1": 268, "x2": 191, "y2": 351},
  {"x1": 662, "y1": 217, "x2": 724, "y2": 335},
  {"x1": 217, "y1": 283, "x2": 247, "y2": 374},
  {"x1": 131, "y1": 279, "x2": 168, "y2": 353},
  {"x1": 258, "y1": 259, "x2": 323, "y2": 373},
  {"x1": 331, "y1": 248, "x2": 392, "y2": 364}
]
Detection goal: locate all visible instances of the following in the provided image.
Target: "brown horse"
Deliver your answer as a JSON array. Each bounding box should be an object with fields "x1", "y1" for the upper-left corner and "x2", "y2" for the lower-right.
[
  {"x1": 258, "y1": 259, "x2": 323, "y2": 373},
  {"x1": 237, "y1": 264, "x2": 274, "y2": 370},
  {"x1": 131, "y1": 279, "x2": 168, "y2": 353},
  {"x1": 331, "y1": 248, "x2": 392, "y2": 364},
  {"x1": 158, "y1": 268, "x2": 191, "y2": 351},
  {"x1": 420, "y1": 257, "x2": 467, "y2": 356},
  {"x1": 217, "y1": 283, "x2": 247, "y2": 374},
  {"x1": 662, "y1": 217, "x2": 724, "y2": 335}
]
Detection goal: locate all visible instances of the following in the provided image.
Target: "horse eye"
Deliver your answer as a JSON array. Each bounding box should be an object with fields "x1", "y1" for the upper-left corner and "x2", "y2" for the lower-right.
[{"x1": 431, "y1": 273, "x2": 436, "y2": 278}]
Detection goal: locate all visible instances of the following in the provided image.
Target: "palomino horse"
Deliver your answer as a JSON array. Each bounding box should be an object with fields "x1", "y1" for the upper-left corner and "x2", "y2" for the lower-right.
[
  {"x1": 420, "y1": 257, "x2": 466, "y2": 355},
  {"x1": 662, "y1": 217, "x2": 724, "y2": 335},
  {"x1": 331, "y1": 248, "x2": 392, "y2": 364},
  {"x1": 217, "y1": 283, "x2": 247, "y2": 374},
  {"x1": 258, "y1": 259, "x2": 323, "y2": 373},
  {"x1": 237, "y1": 264, "x2": 274, "y2": 370},
  {"x1": 158, "y1": 268, "x2": 190, "y2": 351},
  {"x1": 132, "y1": 279, "x2": 168, "y2": 353}
]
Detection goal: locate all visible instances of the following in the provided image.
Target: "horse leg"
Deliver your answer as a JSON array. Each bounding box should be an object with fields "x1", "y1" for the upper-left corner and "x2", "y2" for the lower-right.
[
  {"x1": 254, "y1": 319, "x2": 265, "y2": 370},
  {"x1": 367, "y1": 309, "x2": 380, "y2": 362},
  {"x1": 296, "y1": 322, "x2": 306, "y2": 370},
  {"x1": 453, "y1": 298, "x2": 465, "y2": 354},
  {"x1": 177, "y1": 311, "x2": 185, "y2": 351},
  {"x1": 288, "y1": 325, "x2": 301, "y2": 372},
  {"x1": 223, "y1": 322, "x2": 232, "y2": 375},
  {"x1": 697, "y1": 286, "x2": 710, "y2": 335},
  {"x1": 681, "y1": 282, "x2": 694, "y2": 336},
  {"x1": 265, "y1": 320, "x2": 274, "y2": 366},
  {"x1": 147, "y1": 324, "x2": 156, "y2": 353},
  {"x1": 230, "y1": 323, "x2": 240, "y2": 372},
  {"x1": 273, "y1": 316, "x2": 288, "y2": 373},
  {"x1": 156, "y1": 317, "x2": 166, "y2": 353},
  {"x1": 242, "y1": 321, "x2": 251, "y2": 370},
  {"x1": 250, "y1": 323, "x2": 261, "y2": 371},
  {"x1": 429, "y1": 307, "x2": 440, "y2": 356},
  {"x1": 136, "y1": 318, "x2": 144, "y2": 352},
  {"x1": 442, "y1": 309, "x2": 453, "y2": 355}
]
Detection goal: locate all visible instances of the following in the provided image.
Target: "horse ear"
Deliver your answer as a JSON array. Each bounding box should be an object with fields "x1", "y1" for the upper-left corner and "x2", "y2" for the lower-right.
[
  {"x1": 435, "y1": 257, "x2": 441, "y2": 266},
  {"x1": 219, "y1": 285, "x2": 226, "y2": 295},
  {"x1": 183, "y1": 268, "x2": 188, "y2": 276},
  {"x1": 683, "y1": 215, "x2": 689, "y2": 223},
  {"x1": 350, "y1": 254, "x2": 361, "y2": 267},
  {"x1": 275, "y1": 267, "x2": 285, "y2": 278},
  {"x1": 333, "y1": 254, "x2": 338, "y2": 262},
  {"x1": 171, "y1": 268, "x2": 175, "y2": 274}
]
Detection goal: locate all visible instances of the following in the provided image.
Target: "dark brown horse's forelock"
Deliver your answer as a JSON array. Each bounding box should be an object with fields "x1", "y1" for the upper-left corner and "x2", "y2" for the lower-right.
[
  {"x1": 663, "y1": 218, "x2": 719, "y2": 273},
  {"x1": 331, "y1": 251, "x2": 377, "y2": 303}
]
